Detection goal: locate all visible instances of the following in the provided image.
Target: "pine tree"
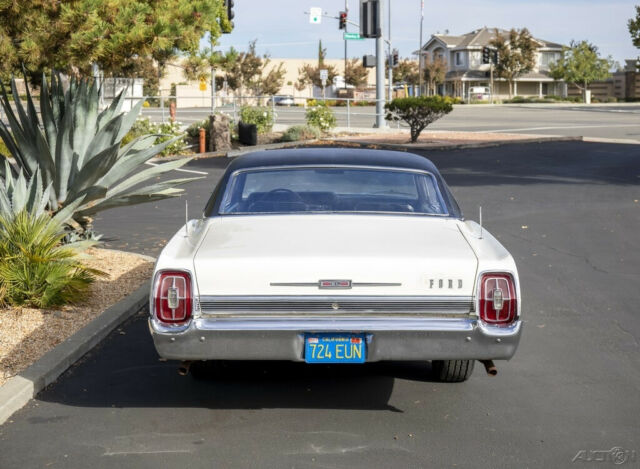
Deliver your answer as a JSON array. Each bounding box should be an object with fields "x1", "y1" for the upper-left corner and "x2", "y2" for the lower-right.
[{"x1": 0, "y1": 0, "x2": 230, "y2": 80}]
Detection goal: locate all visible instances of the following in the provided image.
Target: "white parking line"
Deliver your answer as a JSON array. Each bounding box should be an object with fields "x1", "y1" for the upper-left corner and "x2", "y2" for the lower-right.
[{"x1": 145, "y1": 161, "x2": 208, "y2": 175}]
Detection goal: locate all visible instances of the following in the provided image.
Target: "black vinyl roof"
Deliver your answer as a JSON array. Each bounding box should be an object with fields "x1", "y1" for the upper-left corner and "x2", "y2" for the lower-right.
[
  {"x1": 204, "y1": 148, "x2": 462, "y2": 218},
  {"x1": 226, "y1": 148, "x2": 442, "y2": 173}
]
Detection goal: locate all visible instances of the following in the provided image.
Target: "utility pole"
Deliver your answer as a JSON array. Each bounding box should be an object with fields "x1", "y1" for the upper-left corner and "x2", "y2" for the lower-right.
[
  {"x1": 387, "y1": 0, "x2": 392, "y2": 101},
  {"x1": 344, "y1": 0, "x2": 348, "y2": 90},
  {"x1": 210, "y1": 32, "x2": 218, "y2": 112},
  {"x1": 418, "y1": 0, "x2": 424, "y2": 96},
  {"x1": 489, "y1": 60, "x2": 493, "y2": 104},
  {"x1": 375, "y1": 0, "x2": 385, "y2": 128}
]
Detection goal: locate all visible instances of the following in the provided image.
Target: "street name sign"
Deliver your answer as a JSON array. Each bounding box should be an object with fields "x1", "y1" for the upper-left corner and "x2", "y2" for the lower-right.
[{"x1": 343, "y1": 32, "x2": 364, "y2": 40}]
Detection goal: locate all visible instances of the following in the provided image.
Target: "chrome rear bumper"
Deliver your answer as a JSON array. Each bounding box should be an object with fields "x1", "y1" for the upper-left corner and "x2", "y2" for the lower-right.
[{"x1": 149, "y1": 316, "x2": 522, "y2": 362}]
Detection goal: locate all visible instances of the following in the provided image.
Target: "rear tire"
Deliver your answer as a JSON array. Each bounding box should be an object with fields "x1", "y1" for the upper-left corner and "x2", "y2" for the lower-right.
[{"x1": 431, "y1": 359, "x2": 475, "y2": 382}]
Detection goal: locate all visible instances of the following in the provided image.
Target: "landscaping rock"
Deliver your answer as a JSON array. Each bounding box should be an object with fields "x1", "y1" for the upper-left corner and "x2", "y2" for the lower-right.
[{"x1": 209, "y1": 114, "x2": 231, "y2": 152}]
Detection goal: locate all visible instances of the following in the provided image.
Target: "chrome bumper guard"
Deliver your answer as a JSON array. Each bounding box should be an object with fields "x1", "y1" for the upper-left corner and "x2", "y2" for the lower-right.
[{"x1": 149, "y1": 316, "x2": 522, "y2": 361}]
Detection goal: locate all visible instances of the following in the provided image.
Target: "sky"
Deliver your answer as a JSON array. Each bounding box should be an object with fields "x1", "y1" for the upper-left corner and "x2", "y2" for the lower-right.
[{"x1": 209, "y1": 0, "x2": 639, "y2": 65}]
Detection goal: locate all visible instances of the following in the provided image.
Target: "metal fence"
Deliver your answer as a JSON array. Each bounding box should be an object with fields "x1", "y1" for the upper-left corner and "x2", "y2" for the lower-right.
[
  {"x1": 0, "y1": 94, "x2": 403, "y2": 131},
  {"x1": 139, "y1": 95, "x2": 399, "y2": 130}
]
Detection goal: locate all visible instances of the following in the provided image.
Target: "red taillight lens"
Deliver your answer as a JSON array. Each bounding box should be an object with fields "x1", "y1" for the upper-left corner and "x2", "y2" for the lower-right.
[
  {"x1": 479, "y1": 273, "x2": 517, "y2": 326},
  {"x1": 153, "y1": 271, "x2": 192, "y2": 324}
]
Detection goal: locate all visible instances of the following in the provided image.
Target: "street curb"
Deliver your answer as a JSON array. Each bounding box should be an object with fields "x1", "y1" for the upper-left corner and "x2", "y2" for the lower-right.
[
  {"x1": 0, "y1": 278, "x2": 151, "y2": 426},
  {"x1": 582, "y1": 136, "x2": 640, "y2": 145},
  {"x1": 150, "y1": 135, "x2": 586, "y2": 164},
  {"x1": 309, "y1": 135, "x2": 583, "y2": 152}
]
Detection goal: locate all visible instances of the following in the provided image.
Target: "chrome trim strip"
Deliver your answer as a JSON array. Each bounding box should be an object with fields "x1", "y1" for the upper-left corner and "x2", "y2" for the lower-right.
[
  {"x1": 352, "y1": 282, "x2": 403, "y2": 287},
  {"x1": 193, "y1": 317, "x2": 479, "y2": 332},
  {"x1": 269, "y1": 282, "x2": 318, "y2": 287},
  {"x1": 198, "y1": 295, "x2": 475, "y2": 315},
  {"x1": 269, "y1": 282, "x2": 402, "y2": 287}
]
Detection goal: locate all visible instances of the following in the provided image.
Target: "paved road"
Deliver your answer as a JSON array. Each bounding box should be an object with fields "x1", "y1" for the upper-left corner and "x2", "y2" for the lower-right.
[
  {"x1": 142, "y1": 104, "x2": 640, "y2": 141},
  {"x1": 1, "y1": 142, "x2": 639, "y2": 468}
]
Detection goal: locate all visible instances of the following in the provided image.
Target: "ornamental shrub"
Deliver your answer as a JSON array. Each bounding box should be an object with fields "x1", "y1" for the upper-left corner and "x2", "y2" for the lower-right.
[
  {"x1": 0, "y1": 211, "x2": 104, "y2": 308},
  {"x1": 306, "y1": 103, "x2": 337, "y2": 132},
  {"x1": 385, "y1": 96, "x2": 453, "y2": 142},
  {"x1": 121, "y1": 117, "x2": 189, "y2": 157},
  {"x1": 280, "y1": 125, "x2": 321, "y2": 142},
  {"x1": 239, "y1": 106, "x2": 274, "y2": 134}
]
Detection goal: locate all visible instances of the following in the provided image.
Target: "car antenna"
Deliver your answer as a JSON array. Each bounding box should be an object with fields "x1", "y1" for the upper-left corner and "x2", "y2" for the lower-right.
[
  {"x1": 184, "y1": 199, "x2": 189, "y2": 237},
  {"x1": 479, "y1": 206, "x2": 483, "y2": 239}
]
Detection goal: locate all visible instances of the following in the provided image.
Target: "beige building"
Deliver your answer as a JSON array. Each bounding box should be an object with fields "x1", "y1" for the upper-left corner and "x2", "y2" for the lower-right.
[{"x1": 159, "y1": 57, "x2": 378, "y2": 107}]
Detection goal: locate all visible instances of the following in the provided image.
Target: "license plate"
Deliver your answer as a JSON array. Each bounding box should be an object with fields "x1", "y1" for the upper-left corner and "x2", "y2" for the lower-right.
[{"x1": 304, "y1": 333, "x2": 366, "y2": 364}]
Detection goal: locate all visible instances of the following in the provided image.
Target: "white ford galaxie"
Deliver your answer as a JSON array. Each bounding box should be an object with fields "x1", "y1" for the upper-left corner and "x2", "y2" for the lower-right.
[{"x1": 149, "y1": 148, "x2": 521, "y2": 382}]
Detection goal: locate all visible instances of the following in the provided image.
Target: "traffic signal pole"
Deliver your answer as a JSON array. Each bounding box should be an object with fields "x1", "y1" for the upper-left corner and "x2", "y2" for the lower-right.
[
  {"x1": 418, "y1": 0, "x2": 424, "y2": 96},
  {"x1": 489, "y1": 61, "x2": 493, "y2": 104},
  {"x1": 375, "y1": 0, "x2": 385, "y2": 128},
  {"x1": 344, "y1": 1, "x2": 348, "y2": 90},
  {"x1": 387, "y1": 0, "x2": 392, "y2": 101}
]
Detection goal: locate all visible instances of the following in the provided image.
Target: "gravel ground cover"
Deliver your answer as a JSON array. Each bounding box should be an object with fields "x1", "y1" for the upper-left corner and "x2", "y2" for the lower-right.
[{"x1": 0, "y1": 248, "x2": 153, "y2": 386}]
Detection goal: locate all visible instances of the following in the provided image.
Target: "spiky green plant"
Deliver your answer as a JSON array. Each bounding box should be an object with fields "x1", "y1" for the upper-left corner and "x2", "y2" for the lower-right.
[
  {"x1": 0, "y1": 73, "x2": 199, "y2": 231},
  {"x1": 0, "y1": 210, "x2": 104, "y2": 308},
  {"x1": 0, "y1": 161, "x2": 51, "y2": 219}
]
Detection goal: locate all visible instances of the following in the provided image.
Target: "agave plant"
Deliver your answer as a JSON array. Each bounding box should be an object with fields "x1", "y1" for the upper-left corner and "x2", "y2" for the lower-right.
[
  {"x1": 0, "y1": 73, "x2": 199, "y2": 231},
  {"x1": 0, "y1": 161, "x2": 51, "y2": 219}
]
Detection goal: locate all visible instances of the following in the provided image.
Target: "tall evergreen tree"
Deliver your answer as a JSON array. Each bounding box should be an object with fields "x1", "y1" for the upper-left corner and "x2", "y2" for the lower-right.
[{"x1": 0, "y1": 0, "x2": 231, "y2": 80}]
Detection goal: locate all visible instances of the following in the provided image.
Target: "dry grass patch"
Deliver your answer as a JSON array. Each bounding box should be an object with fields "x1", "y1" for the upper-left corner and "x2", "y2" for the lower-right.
[{"x1": 0, "y1": 248, "x2": 153, "y2": 386}]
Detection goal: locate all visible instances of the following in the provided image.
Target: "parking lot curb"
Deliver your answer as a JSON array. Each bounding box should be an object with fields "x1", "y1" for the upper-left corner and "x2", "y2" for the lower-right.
[
  {"x1": 150, "y1": 135, "x2": 586, "y2": 164},
  {"x1": 317, "y1": 135, "x2": 584, "y2": 152},
  {"x1": 0, "y1": 278, "x2": 151, "y2": 426}
]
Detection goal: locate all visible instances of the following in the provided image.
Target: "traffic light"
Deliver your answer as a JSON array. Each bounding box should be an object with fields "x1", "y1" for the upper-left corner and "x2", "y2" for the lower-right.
[
  {"x1": 363, "y1": 55, "x2": 376, "y2": 68},
  {"x1": 339, "y1": 11, "x2": 347, "y2": 29},
  {"x1": 493, "y1": 50, "x2": 500, "y2": 66},
  {"x1": 392, "y1": 49, "x2": 399, "y2": 67},
  {"x1": 360, "y1": 0, "x2": 381, "y2": 38},
  {"x1": 482, "y1": 47, "x2": 490, "y2": 64},
  {"x1": 223, "y1": 0, "x2": 234, "y2": 32}
]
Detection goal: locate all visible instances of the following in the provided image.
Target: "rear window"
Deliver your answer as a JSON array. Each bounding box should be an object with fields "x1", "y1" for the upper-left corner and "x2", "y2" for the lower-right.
[{"x1": 219, "y1": 166, "x2": 448, "y2": 215}]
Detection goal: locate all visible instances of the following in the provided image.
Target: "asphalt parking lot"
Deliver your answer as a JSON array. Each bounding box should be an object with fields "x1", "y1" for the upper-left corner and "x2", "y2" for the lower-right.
[{"x1": 1, "y1": 141, "x2": 639, "y2": 468}]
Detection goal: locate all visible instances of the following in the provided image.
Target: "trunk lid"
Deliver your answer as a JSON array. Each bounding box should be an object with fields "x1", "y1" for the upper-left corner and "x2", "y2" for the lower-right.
[{"x1": 193, "y1": 215, "x2": 478, "y2": 296}]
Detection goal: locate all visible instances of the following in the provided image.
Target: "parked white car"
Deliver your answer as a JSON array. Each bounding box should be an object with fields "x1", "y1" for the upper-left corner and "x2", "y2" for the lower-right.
[{"x1": 149, "y1": 149, "x2": 522, "y2": 382}]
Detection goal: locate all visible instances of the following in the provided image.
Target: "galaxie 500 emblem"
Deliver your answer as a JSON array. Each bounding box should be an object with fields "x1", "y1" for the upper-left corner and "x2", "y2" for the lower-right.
[{"x1": 319, "y1": 279, "x2": 352, "y2": 289}]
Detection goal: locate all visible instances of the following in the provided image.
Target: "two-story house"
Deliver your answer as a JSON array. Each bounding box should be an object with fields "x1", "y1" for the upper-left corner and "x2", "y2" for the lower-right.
[{"x1": 416, "y1": 27, "x2": 565, "y2": 99}]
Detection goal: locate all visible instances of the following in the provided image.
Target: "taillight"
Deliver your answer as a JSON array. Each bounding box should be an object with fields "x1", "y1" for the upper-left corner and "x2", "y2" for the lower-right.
[
  {"x1": 479, "y1": 273, "x2": 517, "y2": 326},
  {"x1": 153, "y1": 271, "x2": 193, "y2": 324}
]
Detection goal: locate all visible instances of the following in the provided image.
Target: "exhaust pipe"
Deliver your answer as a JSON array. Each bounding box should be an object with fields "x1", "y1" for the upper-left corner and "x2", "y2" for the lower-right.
[
  {"x1": 479, "y1": 360, "x2": 497, "y2": 376},
  {"x1": 178, "y1": 361, "x2": 193, "y2": 376}
]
